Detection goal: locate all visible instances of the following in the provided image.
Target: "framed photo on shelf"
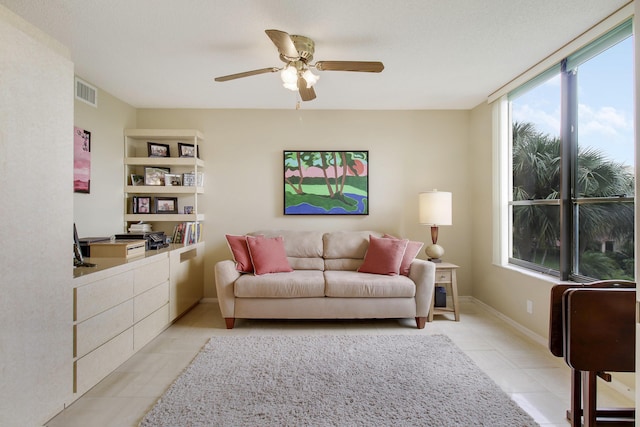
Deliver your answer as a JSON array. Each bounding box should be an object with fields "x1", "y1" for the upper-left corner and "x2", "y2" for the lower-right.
[
  {"x1": 164, "y1": 173, "x2": 182, "y2": 186},
  {"x1": 155, "y1": 197, "x2": 178, "y2": 214},
  {"x1": 178, "y1": 142, "x2": 199, "y2": 158},
  {"x1": 147, "y1": 142, "x2": 170, "y2": 157},
  {"x1": 183, "y1": 171, "x2": 204, "y2": 187},
  {"x1": 182, "y1": 172, "x2": 195, "y2": 186},
  {"x1": 135, "y1": 196, "x2": 151, "y2": 214},
  {"x1": 144, "y1": 166, "x2": 170, "y2": 186},
  {"x1": 184, "y1": 205, "x2": 194, "y2": 214},
  {"x1": 130, "y1": 174, "x2": 144, "y2": 186}
]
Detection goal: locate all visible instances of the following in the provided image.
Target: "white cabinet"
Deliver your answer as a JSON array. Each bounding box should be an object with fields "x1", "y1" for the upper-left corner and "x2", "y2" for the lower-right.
[
  {"x1": 123, "y1": 129, "x2": 205, "y2": 240},
  {"x1": 71, "y1": 243, "x2": 205, "y2": 401},
  {"x1": 72, "y1": 254, "x2": 170, "y2": 397}
]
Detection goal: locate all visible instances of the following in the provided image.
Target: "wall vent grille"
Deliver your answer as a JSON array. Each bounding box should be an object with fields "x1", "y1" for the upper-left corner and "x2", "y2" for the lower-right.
[{"x1": 75, "y1": 77, "x2": 97, "y2": 107}]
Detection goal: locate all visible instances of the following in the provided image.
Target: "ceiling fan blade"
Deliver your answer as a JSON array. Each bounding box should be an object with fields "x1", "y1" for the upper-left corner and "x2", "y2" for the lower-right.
[
  {"x1": 315, "y1": 61, "x2": 384, "y2": 73},
  {"x1": 298, "y1": 76, "x2": 316, "y2": 101},
  {"x1": 214, "y1": 67, "x2": 279, "y2": 82},
  {"x1": 265, "y1": 29, "x2": 299, "y2": 60}
]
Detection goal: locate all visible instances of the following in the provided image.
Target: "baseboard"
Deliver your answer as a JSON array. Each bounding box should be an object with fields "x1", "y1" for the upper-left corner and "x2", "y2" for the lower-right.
[
  {"x1": 470, "y1": 297, "x2": 547, "y2": 347},
  {"x1": 470, "y1": 297, "x2": 635, "y2": 402}
]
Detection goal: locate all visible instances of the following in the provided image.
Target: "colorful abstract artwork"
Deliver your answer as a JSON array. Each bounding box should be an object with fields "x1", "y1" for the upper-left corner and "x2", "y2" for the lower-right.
[
  {"x1": 284, "y1": 151, "x2": 369, "y2": 215},
  {"x1": 74, "y1": 126, "x2": 91, "y2": 193}
]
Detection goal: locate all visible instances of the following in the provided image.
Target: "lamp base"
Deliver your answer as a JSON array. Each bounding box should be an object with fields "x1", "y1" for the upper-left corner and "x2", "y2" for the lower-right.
[
  {"x1": 425, "y1": 243, "x2": 445, "y2": 261},
  {"x1": 428, "y1": 257, "x2": 443, "y2": 263}
]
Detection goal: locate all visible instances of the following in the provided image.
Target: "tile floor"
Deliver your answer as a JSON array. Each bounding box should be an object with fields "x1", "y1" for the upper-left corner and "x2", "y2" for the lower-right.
[{"x1": 46, "y1": 300, "x2": 634, "y2": 426}]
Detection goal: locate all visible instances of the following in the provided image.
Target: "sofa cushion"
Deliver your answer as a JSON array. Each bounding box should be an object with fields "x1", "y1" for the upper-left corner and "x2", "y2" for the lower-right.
[
  {"x1": 251, "y1": 230, "x2": 325, "y2": 271},
  {"x1": 323, "y1": 231, "x2": 380, "y2": 259},
  {"x1": 324, "y1": 271, "x2": 416, "y2": 298},
  {"x1": 383, "y1": 234, "x2": 424, "y2": 276},
  {"x1": 235, "y1": 270, "x2": 325, "y2": 298},
  {"x1": 358, "y1": 235, "x2": 408, "y2": 275},
  {"x1": 246, "y1": 235, "x2": 293, "y2": 275},
  {"x1": 323, "y1": 231, "x2": 383, "y2": 271}
]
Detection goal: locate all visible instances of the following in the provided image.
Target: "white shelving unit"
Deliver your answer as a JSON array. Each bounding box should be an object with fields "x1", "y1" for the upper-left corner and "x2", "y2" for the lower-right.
[{"x1": 123, "y1": 129, "x2": 205, "y2": 242}]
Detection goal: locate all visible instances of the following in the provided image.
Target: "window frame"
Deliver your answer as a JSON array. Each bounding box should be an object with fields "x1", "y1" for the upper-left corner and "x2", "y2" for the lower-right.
[{"x1": 504, "y1": 18, "x2": 634, "y2": 281}]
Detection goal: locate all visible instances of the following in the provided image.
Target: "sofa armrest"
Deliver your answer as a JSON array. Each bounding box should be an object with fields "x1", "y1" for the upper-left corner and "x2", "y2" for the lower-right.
[
  {"x1": 409, "y1": 259, "x2": 436, "y2": 317},
  {"x1": 214, "y1": 260, "x2": 241, "y2": 318}
]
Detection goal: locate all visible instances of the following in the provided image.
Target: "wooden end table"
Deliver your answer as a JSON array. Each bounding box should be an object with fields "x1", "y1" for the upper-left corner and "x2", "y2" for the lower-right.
[{"x1": 428, "y1": 262, "x2": 460, "y2": 322}]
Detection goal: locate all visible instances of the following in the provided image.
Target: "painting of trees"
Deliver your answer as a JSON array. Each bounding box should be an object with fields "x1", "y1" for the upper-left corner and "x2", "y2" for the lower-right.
[{"x1": 284, "y1": 151, "x2": 368, "y2": 215}]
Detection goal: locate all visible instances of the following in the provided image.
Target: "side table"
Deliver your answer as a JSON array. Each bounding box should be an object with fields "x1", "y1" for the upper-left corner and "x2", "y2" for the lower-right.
[{"x1": 428, "y1": 262, "x2": 460, "y2": 322}]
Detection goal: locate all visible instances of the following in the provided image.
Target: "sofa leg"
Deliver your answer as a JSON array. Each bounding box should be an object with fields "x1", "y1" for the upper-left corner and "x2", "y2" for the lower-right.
[
  {"x1": 415, "y1": 317, "x2": 426, "y2": 329},
  {"x1": 224, "y1": 318, "x2": 235, "y2": 329}
]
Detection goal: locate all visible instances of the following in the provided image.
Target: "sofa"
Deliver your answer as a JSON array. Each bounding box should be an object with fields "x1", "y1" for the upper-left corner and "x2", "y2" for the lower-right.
[{"x1": 215, "y1": 230, "x2": 436, "y2": 329}]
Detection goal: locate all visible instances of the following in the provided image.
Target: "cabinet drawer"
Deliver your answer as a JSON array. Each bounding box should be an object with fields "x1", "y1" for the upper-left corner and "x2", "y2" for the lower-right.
[
  {"x1": 75, "y1": 271, "x2": 134, "y2": 322},
  {"x1": 134, "y1": 304, "x2": 169, "y2": 351},
  {"x1": 74, "y1": 328, "x2": 134, "y2": 395},
  {"x1": 134, "y1": 281, "x2": 169, "y2": 323},
  {"x1": 75, "y1": 300, "x2": 134, "y2": 358},
  {"x1": 134, "y1": 258, "x2": 169, "y2": 295},
  {"x1": 435, "y1": 270, "x2": 452, "y2": 284}
]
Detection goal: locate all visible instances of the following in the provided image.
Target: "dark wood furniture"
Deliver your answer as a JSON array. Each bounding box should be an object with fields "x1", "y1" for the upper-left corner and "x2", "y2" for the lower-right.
[{"x1": 548, "y1": 280, "x2": 635, "y2": 427}]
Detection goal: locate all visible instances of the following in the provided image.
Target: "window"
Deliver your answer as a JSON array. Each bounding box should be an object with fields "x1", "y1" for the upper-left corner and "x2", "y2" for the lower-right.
[{"x1": 508, "y1": 19, "x2": 634, "y2": 281}]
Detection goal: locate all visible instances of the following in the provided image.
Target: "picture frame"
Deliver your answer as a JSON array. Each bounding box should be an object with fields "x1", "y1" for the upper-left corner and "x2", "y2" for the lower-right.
[
  {"x1": 184, "y1": 205, "x2": 194, "y2": 214},
  {"x1": 178, "y1": 142, "x2": 199, "y2": 158},
  {"x1": 147, "y1": 142, "x2": 170, "y2": 158},
  {"x1": 130, "y1": 174, "x2": 144, "y2": 186},
  {"x1": 74, "y1": 126, "x2": 91, "y2": 193},
  {"x1": 182, "y1": 171, "x2": 204, "y2": 187},
  {"x1": 144, "y1": 167, "x2": 170, "y2": 186},
  {"x1": 164, "y1": 173, "x2": 182, "y2": 186},
  {"x1": 135, "y1": 196, "x2": 151, "y2": 214},
  {"x1": 284, "y1": 150, "x2": 369, "y2": 215},
  {"x1": 155, "y1": 197, "x2": 178, "y2": 214}
]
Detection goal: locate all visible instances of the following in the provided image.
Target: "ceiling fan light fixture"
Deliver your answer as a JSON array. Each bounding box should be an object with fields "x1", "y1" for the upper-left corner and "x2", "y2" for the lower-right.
[
  {"x1": 283, "y1": 82, "x2": 298, "y2": 91},
  {"x1": 302, "y1": 69, "x2": 319, "y2": 87},
  {"x1": 281, "y1": 66, "x2": 298, "y2": 84}
]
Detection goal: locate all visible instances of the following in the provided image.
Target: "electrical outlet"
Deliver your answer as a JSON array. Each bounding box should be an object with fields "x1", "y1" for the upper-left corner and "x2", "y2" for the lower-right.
[{"x1": 526, "y1": 300, "x2": 533, "y2": 314}]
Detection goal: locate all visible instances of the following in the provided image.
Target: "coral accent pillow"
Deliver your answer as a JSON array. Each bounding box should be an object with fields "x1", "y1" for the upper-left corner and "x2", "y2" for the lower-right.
[
  {"x1": 358, "y1": 235, "x2": 409, "y2": 275},
  {"x1": 246, "y1": 235, "x2": 293, "y2": 275},
  {"x1": 225, "y1": 234, "x2": 257, "y2": 273},
  {"x1": 384, "y1": 234, "x2": 424, "y2": 276}
]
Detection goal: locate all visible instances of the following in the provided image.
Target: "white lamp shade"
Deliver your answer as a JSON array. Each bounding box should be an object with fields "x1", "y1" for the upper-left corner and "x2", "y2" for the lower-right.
[{"x1": 419, "y1": 190, "x2": 452, "y2": 226}]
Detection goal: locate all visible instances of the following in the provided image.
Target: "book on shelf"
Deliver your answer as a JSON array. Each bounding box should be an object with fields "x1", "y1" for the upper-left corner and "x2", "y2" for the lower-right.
[{"x1": 171, "y1": 222, "x2": 202, "y2": 245}]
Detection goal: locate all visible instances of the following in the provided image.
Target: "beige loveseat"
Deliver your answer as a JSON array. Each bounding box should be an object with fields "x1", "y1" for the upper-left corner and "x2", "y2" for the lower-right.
[{"x1": 214, "y1": 230, "x2": 436, "y2": 329}]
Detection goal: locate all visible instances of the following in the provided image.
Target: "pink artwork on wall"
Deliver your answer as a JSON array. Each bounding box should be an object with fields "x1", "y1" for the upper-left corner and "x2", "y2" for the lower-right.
[{"x1": 74, "y1": 126, "x2": 91, "y2": 193}]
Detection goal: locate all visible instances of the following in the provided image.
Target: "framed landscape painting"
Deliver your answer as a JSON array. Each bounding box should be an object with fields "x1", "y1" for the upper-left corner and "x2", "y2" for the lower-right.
[{"x1": 284, "y1": 150, "x2": 369, "y2": 215}]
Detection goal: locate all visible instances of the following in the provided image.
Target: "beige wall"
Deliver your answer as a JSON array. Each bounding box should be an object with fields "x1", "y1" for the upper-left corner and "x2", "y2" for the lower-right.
[
  {"x1": 136, "y1": 109, "x2": 472, "y2": 298},
  {"x1": 468, "y1": 101, "x2": 557, "y2": 338},
  {"x1": 0, "y1": 5, "x2": 74, "y2": 425},
  {"x1": 74, "y1": 82, "x2": 137, "y2": 236}
]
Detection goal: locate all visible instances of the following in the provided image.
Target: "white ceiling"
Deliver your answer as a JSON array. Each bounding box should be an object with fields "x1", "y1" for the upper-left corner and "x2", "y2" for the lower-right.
[{"x1": 1, "y1": 0, "x2": 631, "y2": 110}]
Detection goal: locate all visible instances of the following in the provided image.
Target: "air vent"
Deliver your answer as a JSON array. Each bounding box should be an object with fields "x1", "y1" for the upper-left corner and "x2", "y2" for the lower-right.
[{"x1": 75, "y1": 77, "x2": 97, "y2": 107}]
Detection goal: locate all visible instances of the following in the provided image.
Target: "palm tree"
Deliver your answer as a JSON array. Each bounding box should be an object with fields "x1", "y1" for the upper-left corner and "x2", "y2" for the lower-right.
[{"x1": 512, "y1": 121, "x2": 634, "y2": 278}]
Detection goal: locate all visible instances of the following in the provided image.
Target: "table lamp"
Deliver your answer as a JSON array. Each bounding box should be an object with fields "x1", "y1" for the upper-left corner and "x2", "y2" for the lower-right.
[{"x1": 419, "y1": 190, "x2": 452, "y2": 263}]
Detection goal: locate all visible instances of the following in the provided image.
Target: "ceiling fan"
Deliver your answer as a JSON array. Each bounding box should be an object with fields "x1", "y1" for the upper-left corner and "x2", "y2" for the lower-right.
[{"x1": 214, "y1": 29, "x2": 384, "y2": 102}]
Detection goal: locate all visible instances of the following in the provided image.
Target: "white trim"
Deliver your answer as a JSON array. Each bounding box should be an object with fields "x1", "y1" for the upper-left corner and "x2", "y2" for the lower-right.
[
  {"x1": 492, "y1": 96, "x2": 510, "y2": 266},
  {"x1": 487, "y1": 2, "x2": 634, "y2": 103}
]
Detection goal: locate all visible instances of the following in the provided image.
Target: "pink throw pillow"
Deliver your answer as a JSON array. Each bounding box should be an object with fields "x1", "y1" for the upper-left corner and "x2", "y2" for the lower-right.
[
  {"x1": 225, "y1": 234, "x2": 256, "y2": 273},
  {"x1": 384, "y1": 234, "x2": 424, "y2": 276},
  {"x1": 246, "y1": 235, "x2": 293, "y2": 275},
  {"x1": 358, "y1": 235, "x2": 409, "y2": 275}
]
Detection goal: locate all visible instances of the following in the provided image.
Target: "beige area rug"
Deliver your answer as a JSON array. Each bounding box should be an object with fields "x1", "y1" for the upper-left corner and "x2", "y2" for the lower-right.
[{"x1": 140, "y1": 334, "x2": 538, "y2": 426}]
